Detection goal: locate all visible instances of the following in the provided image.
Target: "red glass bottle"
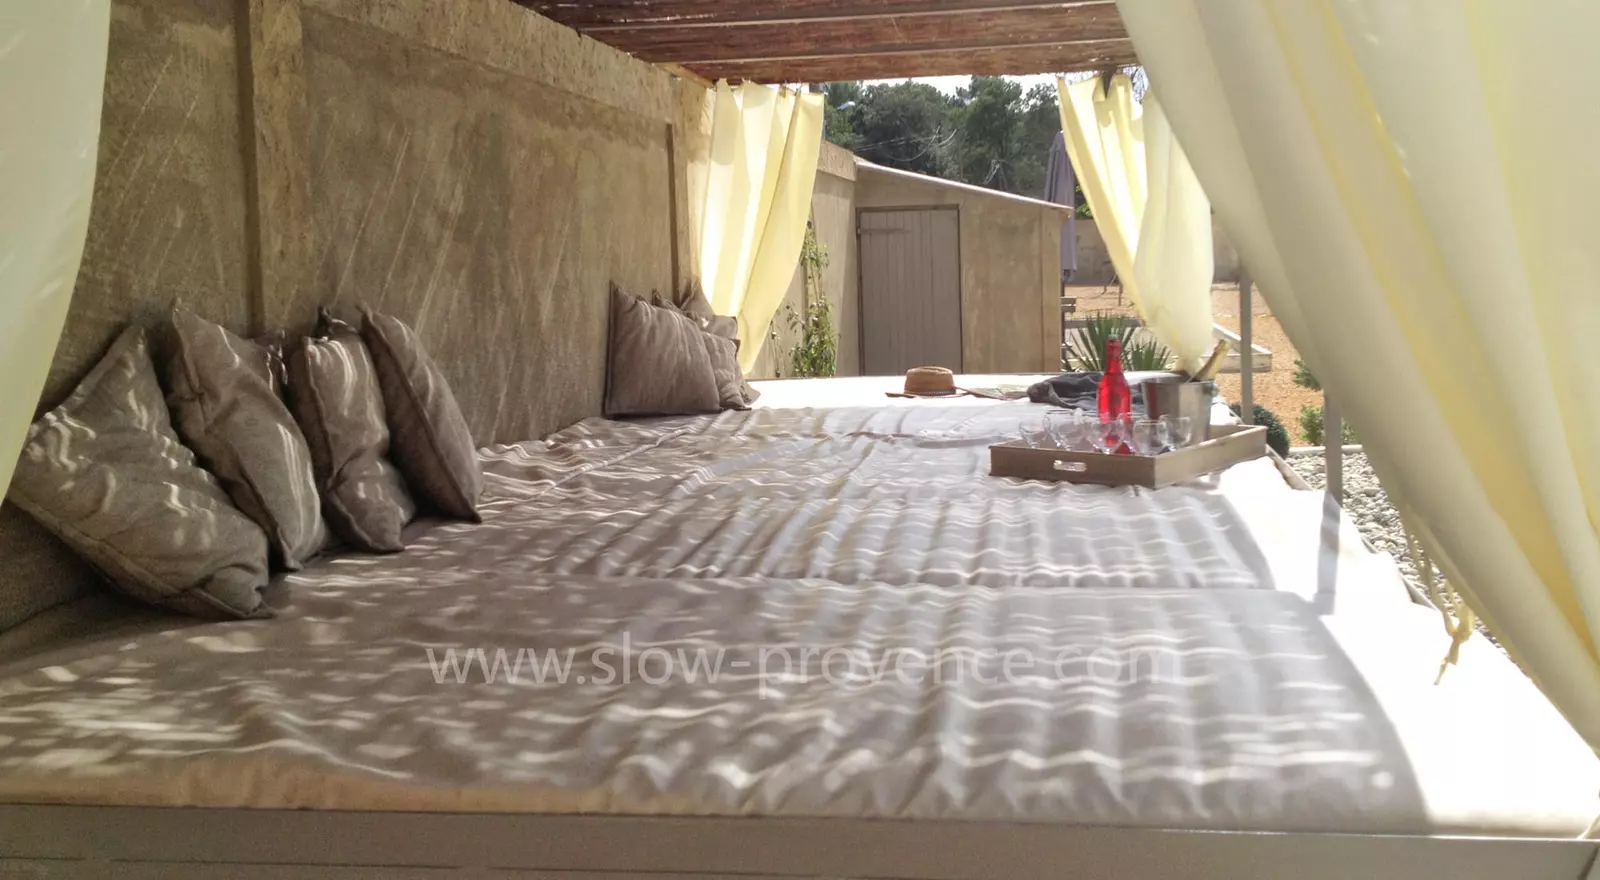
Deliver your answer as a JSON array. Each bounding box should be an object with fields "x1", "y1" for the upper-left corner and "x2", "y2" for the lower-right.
[
  {"x1": 1098, "y1": 337, "x2": 1132, "y2": 452},
  {"x1": 1098, "y1": 337, "x2": 1132, "y2": 421}
]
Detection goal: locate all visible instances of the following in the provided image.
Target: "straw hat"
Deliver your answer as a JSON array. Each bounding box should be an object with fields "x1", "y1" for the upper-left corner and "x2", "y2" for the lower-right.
[{"x1": 900, "y1": 366, "x2": 958, "y2": 397}]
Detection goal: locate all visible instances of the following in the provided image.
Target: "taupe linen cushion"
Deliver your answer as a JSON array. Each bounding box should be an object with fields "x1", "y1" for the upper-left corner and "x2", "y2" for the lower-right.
[
  {"x1": 287, "y1": 325, "x2": 415, "y2": 552},
  {"x1": 605, "y1": 284, "x2": 721, "y2": 417},
  {"x1": 702, "y1": 333, "x2": 747, "y2": 411},
  {"x1": 166, "y1": 308, "x2": 326, "y2": 569},
  {"x1": 7, "y1": 327, "x2": 272, "y2": 620},
  {"x1": 360, "y1": 311, "x2": 482, "y2": 521},
  {"x1": 651, "y1": 284, "x2": 738, "y2": 342},
  {"x1": 648, "y1": 282, "x2": 753, "y2": 409},
  {"x1": 702, "y1": 314, "x2": 738, "y2": 342}
]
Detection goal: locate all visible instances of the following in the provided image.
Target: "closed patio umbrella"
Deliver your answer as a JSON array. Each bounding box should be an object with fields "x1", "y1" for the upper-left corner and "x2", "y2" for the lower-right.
[{"x1": 1043, "y1": 130, "x2": 1078, "y2": 283}]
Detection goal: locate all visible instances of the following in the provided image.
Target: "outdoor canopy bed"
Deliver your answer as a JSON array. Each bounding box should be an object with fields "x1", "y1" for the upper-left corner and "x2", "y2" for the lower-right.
[
  {"x1": 4, "y1": 1, "x2": 1600, "y2": 879},
  {"x1": 1, "y1": 384, "x2": 1597, "y2": 878}
]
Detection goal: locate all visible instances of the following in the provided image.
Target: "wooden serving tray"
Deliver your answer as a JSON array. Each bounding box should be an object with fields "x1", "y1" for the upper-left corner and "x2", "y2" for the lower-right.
[{"x1": 989, "y1": 424, "x2": 1267, "y2": 488}]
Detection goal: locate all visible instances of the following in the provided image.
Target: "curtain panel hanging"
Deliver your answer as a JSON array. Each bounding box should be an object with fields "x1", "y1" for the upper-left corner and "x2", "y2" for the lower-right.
[
  {"x1": 1116, "y1": 0, "x2": 1600, "y2": 751},
  {"x1": 0, "y1": 1, "x2": 111, "y2": 495},
  {"x1": 1057, "y1": 74, "x2": 1216, "y2": 374},
  {"x1": 697, "y1": 81, "x2": 824, "y2": 373}
]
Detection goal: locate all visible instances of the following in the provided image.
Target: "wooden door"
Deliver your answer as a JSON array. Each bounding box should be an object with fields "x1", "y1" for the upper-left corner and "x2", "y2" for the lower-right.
[{"x1": 858, "y1": 207, "x2": 962, "y2": 376}]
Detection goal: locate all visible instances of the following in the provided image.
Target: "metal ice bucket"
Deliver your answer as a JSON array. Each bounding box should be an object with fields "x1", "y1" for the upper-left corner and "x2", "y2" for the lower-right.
[{"x1": 1142, "y1": 377, "x2": 1216, "y2": 443}]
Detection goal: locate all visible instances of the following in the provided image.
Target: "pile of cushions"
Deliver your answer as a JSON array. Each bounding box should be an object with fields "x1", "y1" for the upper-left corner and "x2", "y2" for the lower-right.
[
  {"x1": 606, "y1": 282, "x2": 758, "y2": 416},
  {"x1": 6, "y1": 307, "x2": 483, "y2": 621}
]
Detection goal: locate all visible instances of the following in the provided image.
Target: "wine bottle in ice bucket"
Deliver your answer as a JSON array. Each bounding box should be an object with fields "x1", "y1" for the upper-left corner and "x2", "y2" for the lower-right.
[{"x1": 1098, "y1": 337, "x2": 1132, "y2": 453}]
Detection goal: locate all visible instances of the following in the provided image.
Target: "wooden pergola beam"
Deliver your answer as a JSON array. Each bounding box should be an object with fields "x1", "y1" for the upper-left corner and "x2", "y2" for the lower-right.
[
  {"x1": 520, "y1": 0, "x2": 1113, "y2": 30},
  {"x1": 679, "y1": 37, "x2": 1129, "y2": 68},
  {"x1": 518, "y1": 0, "x2": 1136, "y2": 83},
  {"x1": 692, "y1": 41, "x2": 1139, "y2": 82},
  {"x1": 596, "y1": 6, "x2": 1125, "y2": 65}
]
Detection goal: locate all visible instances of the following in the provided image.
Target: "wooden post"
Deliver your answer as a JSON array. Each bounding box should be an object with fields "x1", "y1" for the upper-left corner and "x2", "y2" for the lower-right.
[
  {"x1": 236, "y1": 0, "x2": 312, "y2": 336},
  {"x1": 1238, "y1": 271, "x2": 1254, "y2": 424}
]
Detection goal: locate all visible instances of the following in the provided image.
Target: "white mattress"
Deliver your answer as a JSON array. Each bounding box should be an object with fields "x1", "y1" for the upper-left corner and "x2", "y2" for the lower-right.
[{"x1": 0, "y1": 386, "x2": 1593, "y2": 837}]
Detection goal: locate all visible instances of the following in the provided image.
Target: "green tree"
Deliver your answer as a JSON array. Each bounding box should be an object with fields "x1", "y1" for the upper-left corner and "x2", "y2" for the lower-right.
[
  {"x1": 1016, "y1": 83, "x2": 1063, "y2": 196},
  {"x1": 948, "y1": 77, "x2": 1061, "y2": 197},
  {"x1": 823, "y1": 81, "x2": 863, "y2": 108},
  {"x1": 849, "y1": 81, "x2": 958, "y2": 177},
  {"x1": 819, "y1": 77, "x2": 1066, "y2": 199},
  {"x1": 822, "y1": 82, "x2": 864, "y2": 151}
]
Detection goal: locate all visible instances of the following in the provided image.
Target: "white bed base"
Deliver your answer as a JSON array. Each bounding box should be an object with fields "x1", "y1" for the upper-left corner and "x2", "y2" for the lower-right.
[{"x1": 1, "y1": 806, "x2": 1596, "y2": 879}]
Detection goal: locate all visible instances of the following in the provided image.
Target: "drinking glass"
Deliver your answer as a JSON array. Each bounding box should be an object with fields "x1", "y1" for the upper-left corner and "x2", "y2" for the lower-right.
[
  {"x1": 1162, "y1": 414, "x2": 1194, "y2": 449},
  {"x1": 1019, "y1": 418, "x2": 1053, "y2": 449},
  {"x1": 1046, "y1": 409, "x2": 1086, "y2": 450},
  {"x1": 1091, "y1": 416, "x2": 1127, "y2": 455},
  {"x1": 1132, "y1": 419, "x2": 1170, "y2": 456}
]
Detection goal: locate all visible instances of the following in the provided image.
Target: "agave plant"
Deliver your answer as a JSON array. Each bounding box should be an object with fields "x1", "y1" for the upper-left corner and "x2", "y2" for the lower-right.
[
  {"x1": 1064, "y1": 311, "x2": 1174, "y2": 372},
  {"x1": 1122, "y1": 335, "x2": 1174, "y2": 372},
  {"x1": 1064, "y1": 311, "x2": 1135, "y2": 372}
]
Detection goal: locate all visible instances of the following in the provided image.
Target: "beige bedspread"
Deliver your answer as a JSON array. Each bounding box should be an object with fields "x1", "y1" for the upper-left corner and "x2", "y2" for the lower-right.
[{"x1": 0, "y1": 398, "x2": 1594, "y2": 836}]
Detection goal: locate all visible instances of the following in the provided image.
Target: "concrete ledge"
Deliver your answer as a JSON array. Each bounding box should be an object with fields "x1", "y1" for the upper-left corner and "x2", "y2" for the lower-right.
[{"x1": 1287, "y1": 445, "x2": 1365, "y2": 457}]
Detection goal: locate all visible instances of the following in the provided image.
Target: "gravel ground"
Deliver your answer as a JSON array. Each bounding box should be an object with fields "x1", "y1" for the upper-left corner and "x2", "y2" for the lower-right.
[{"x1": 1285, "y1": 450, "x2": 1444, "y2": 599}]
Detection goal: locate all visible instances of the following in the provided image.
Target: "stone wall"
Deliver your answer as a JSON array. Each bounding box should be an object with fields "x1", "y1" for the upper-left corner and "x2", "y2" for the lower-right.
[
  {"x1": 1070, "y1": 215, "x2": 1241, "y2": 286},
  {"x1": 40, "y1": 0, "x2": 708, "y2": 444}
]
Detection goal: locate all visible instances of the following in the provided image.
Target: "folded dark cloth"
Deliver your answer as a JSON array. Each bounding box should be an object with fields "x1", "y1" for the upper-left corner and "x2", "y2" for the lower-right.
[
  {"x1": 1028, "y1": 372, "x2": 1146, "y2": 413},
  {"x1": 1029, "y1": 372, "x2": 1103, "y2": 401}
]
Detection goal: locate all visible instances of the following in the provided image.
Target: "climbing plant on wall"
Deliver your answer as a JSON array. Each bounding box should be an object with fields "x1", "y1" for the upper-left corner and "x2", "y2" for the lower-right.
[{"x1": 771, "y1": 220, "x2": 838, "y2": 378}]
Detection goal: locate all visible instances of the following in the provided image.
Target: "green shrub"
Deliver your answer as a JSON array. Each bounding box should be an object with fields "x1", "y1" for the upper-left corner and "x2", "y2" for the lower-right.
[
  {"x1": 1299, "y1": 404, "x2": 1325, "y2": 446},
  {"x1": 784, "y1": 297, "x2": 837, "y2": 378},
  {"x1": 1293, "y1": 357, "x2": 1322, "y2": 391},
  {"x1": 1230, "y1": 403, "x2": 1291, "y2": 457},
  {"x1": 1298, "y1": 404, "x2": 1356, "y2": 447}
]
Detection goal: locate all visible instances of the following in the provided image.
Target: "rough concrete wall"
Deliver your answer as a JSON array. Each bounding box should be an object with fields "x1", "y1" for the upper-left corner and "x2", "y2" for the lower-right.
[
  {"x1": 824, "y1": 169, "x2": 862, "y2": 378},
  {"x1": 300, "y1": 9, "x2": 676, "y2": 441},
  {"x1": 957, "y1": 198, "x2": 1053, "y2": 373},
  {"x1": 1038, "y1": 205, "x2": 1065, "y2": 372},
  {"x1": 39, "y1": 0, "x2": 707, "y2": 446},
  {"x1": 855, "y1": 168, "x2": 1061, "y2": 374},
  {"x1": 1072, "y1": 216, "x2": 1240, "y2": 286},
  {"x1": 750, "y1": 164, "x2": 859, "y2": 379},
  {"x1": 7, "y1": 0, "x2": 713, "y2": 625},
  {"x1": 7, "y1": 0, "x2": 256, "y2": 622},
  {"x1": 42, "y1": 0, "x2": 252, "y2": 411}
]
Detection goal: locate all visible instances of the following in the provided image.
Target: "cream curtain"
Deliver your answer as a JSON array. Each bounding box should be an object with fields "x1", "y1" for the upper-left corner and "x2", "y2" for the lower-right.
[
  {"x1": 1057, "y1": 74, "x2": 1215, "y2": 374},
  {"x1": 0, "y1": 1, "x2": 110, "y2": 494},
  {"x1": 1117, "y1": 0, "x2": 1600, "y2": 750},
  {"x1": 697, "y1": 81, "x2": 824, "y2": 373}
]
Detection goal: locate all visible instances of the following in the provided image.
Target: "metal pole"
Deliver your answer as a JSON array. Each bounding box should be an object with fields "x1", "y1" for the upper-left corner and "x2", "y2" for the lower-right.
[
  {"x1": 1324, "y1": 391, "x2": 1343, "y2": 505},
  {"x1": 1238, "y1": 272, "x2": 1254, "y2": 424}
]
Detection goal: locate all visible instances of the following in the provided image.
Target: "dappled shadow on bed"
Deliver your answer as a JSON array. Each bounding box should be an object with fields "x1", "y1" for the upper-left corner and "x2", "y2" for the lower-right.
[
  {"x1": 0, "y1": 404, "x2": 1439, "y2": 831},
  {"x1": 472, "y1": 406, "x2": 1280, "y2": 592},
  {"x1": 0, "y1": 572, "x2": 1425, "y2": 832}
]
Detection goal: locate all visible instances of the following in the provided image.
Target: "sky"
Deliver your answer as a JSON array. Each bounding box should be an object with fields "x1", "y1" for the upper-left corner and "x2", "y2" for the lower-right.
[{"x1": 862, "y1": 74, "x2": 1059, "y2": 95}]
